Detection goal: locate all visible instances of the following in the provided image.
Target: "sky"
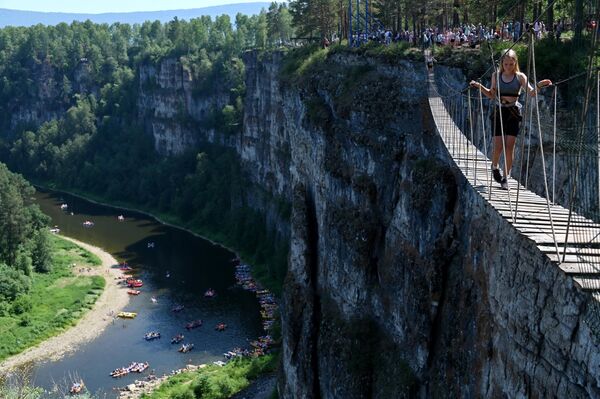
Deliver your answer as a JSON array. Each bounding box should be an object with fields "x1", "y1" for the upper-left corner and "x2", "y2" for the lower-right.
[{"x1": 0, "y1": 0, "x2": 269, "y2": 13}]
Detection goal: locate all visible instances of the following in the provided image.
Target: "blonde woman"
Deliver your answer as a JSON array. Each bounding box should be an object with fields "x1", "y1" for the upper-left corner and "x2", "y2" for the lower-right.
[{"x1": 470, "y1": 49, "x2": 551, "y2": 189}]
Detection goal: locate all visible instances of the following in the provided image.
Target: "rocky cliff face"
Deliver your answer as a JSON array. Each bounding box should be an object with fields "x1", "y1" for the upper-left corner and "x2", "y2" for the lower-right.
[
  {"x1": 240, "y1": 51, "x2": 600, "y2": 398},
  {"x1": 8, "y1": 58, "x2": 69, "y2": 131},
  {"x1": 138, "y1": 57, "x2": 236, "y2": 155}
]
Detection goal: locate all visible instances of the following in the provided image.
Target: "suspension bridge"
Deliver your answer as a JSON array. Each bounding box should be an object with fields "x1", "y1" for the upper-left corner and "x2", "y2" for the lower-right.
[{"x1": 426, "y1": 47, "x2": 600, "y2": 305}]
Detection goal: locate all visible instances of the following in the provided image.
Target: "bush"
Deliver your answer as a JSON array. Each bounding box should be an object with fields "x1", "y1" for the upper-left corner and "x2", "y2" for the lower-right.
[
  {"x1": 11, "y1": 295, "x2": 33, "y2": 314},
  {"x1": 31, "y1": 231, "x2": 53, "y2": 273},
  {"x1": 193, "y1": 377, "x2": 210, "y2": 398},
  {"x1": 19, "y1": 315, "x2": 31, "y2": 326},
  {"x1": 0, "y1": 264, "x2": 31, "y2": 300}
]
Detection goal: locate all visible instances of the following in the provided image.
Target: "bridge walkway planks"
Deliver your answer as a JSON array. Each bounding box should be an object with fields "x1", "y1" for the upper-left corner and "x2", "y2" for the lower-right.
[{"x1": 428, "y1": 75, "x2": 600, "y2": 293}]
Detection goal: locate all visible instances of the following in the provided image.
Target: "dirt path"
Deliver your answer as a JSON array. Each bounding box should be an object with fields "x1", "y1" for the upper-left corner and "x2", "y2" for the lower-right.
[{"x1": 0, "y1": 236, "x2": 130, "y2": 371}]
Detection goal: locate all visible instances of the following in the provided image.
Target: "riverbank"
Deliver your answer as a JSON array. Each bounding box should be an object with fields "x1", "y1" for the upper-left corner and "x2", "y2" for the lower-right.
[
  {"x1": 35, "y1": 184, "x2": 240, "y2": 262},
  {"x1": 118, "y1": 354, "x2": 278, "y2": 399},
  {"x1": 34, "y1": 184, "x2": 286, "y2": 295},
  {"x1": 0, "y1": 236, "x2": 130, "y2": 371}
]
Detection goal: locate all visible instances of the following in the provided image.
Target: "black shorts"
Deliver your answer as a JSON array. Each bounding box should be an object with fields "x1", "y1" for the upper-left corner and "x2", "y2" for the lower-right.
[{"x1": 492, "y1": 106, "x2": 522, "y2": 136}]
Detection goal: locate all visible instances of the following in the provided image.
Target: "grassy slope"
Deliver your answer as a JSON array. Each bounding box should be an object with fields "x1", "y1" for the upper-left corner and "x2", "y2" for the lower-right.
[
  {"x1": 0, "y1": 234, "x2": 103, "y2": 361},
  {"x1": 141, "y1": 354, "x2": 278, "y2": 399}
]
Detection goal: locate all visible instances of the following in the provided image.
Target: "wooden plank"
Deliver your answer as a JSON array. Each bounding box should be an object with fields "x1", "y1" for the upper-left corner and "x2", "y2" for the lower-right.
[
  {"x1": 557, "y1": 263, "x2": 600, "y2": 274},
  {"x1": 524, "y1": 233, "x2": 600, "y2": 245},
  {"x1": 492, "y1": 208, "x2": 589, "y2": 220},
  {"x1": 493, "y1": 209, "x2": 592, "y2": 222},
  {"x1": 538, "y1": 245, "x2": 600, "y2": 255},
  {"x1": 490, "y1": 203, "x2": 572, "y2": 212},
  {"x1": 515, "y1": 226, "x2": 600, "y2": 234},
  {"x1": 514, "y1": 221, "x2": 598, "y2": 228},
  {"x1": 547, "y1": 253, "x2": 600, "y2": 263},
  {"x1": 572, "y1": 277, "x2": 600, "y2": 291}
]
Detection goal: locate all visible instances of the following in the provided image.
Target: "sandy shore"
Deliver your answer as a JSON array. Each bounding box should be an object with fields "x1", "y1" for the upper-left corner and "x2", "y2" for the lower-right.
[{"x1": 0, "y1": 236, "x2": 130, "y2": 372}]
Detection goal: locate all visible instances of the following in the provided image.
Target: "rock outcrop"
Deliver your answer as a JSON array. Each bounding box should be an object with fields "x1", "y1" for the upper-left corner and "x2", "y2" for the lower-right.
[{"x1": 138, "y1": 57, "x2": 236, "y2": 155}]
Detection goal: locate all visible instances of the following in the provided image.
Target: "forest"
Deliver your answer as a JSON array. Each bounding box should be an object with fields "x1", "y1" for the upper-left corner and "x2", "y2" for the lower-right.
[
  {"x1": 0, "y1": 5, "x2": 294, "y2": 298},
  {"x1": 0, "y1": 163, "x2": 51, "y2": 307}
]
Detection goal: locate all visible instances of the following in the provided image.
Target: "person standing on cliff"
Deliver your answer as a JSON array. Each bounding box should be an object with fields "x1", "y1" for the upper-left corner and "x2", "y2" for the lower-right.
[{"x1": 469, "y1": 49, "x2": 552, "y2": 190}]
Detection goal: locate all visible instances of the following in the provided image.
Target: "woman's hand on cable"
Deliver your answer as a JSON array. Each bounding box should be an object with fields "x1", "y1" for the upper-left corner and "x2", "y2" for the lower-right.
[
  {"x1": 537, "y1": 79, "x2": 552, "y2": 89},
  {"x1": 469, "y1": 80, "x2": 480, "y2": 89}
]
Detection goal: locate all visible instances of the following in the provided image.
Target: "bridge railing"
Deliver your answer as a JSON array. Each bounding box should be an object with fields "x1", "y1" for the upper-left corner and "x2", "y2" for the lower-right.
[{"x1": 428, "y1": 67, "x2": 600, "y2": 294}]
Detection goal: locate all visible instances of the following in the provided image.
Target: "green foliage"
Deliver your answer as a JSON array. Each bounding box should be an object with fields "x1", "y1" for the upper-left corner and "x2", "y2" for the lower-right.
[
  {"x1": 31, "y1": 231, "x2": 52, "y2": 273},
  {"x1": 290, "y1": 0, "x2": 336, "y2": 40},
  {"x1": 0, "y1": 263, "x2": 31, "y2": 301},
  {"x1": 0, "y1": 163, "x2": 50, "y2": 268},
  {"x1": 267, "y1": 2, "x2": 295, "y2": 46},
  {"x1": 14, "y1": 251, "x2": 33, "y2": 276},
  {"x1": 143, "y1": 354, "x2": 279, "y2": 399},
  {"x1": 331, "y1": 41, "x2": 421, "y2": 63},
  {"x1": 0, "y1": 382, "x2": 44, "y2": 399},
  {"x1": 0, "y1": 234, "x2": 104, "y2": 362},
  {"x1": 11, "y1": 295, "x2": 32, "y2": 315},
  {"x1": 279, "y1": 44, "x2": 326, "y2": 84}
]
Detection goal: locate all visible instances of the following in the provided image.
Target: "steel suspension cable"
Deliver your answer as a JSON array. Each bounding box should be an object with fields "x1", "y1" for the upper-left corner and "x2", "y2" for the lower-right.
[
  {"x1": 468, "y1": 89, "x2": 478, "y2": 185},
  {"x1": 529, "y1": 34, "x2": 561, "y2": 259},
  {"x1": 561, "y1": 23, "x2": 599, "y2": 263},
  {"x1": 516, "y1": 33, "x2": 535, "y2": 213},
  {"x1": 477, "y1": 86, "x2": 492, "y2": 199},
  {"x1": 553, "y1": 85, "x2": 558, "y2": 204},
  {"x1": 462, "y1": 94, "x2": 469, "y2": 177},
  {"x1": 554, "y1": 67, "x2": 600, "y2": 87},
  {"x1": 524, "y1": 100, "x2": 535, "y2": 188}
]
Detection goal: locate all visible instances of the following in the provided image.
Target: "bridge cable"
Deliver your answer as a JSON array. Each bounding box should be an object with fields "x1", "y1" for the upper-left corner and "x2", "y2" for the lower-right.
[
  {"x1": 561, "y1": 19, "x2": 600, "y2": 263},
  {"x1": 467, "y1": 88, "x2": 477, "y2": 185},
  {"x1": 552, "y1": 85, "x2": 558, "y2": 205},
  {"x1": 529, "y1": 32, "x2": 561, "y2": 259},
  {"x1": 516, "y1": 33, "x2": 536, "y2": 214},
  {"x1": 476, "y1": 84, "x2": 492, "y2": 199},
  {"x1": 554, "y1": 66, "x2": 600, "y2": 87}
]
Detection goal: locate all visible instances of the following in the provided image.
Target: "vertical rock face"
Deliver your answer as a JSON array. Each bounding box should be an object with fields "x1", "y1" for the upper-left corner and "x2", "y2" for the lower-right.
[
  {"x1": 138, "y1": 57, "x2": 234, "y2": 155},
  {"x1": 241, "y1": 51, "x2": 600, "y2": 398},
  {"x1": 9, "y1": 58, "x2": 67, "y2": 131},
  {"x1": 241, "y1": 51, "x2": 291, "y2": 199}
]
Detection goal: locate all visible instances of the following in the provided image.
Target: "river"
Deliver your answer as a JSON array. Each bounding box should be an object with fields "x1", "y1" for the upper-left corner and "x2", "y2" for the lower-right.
[{"x1": 32, "y1": 189, "x2": 263, "y2": 398}]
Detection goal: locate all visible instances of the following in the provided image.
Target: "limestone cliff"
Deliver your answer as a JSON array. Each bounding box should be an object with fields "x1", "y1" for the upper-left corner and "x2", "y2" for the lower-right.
[
  {"x1": 6, "y1": 57, "x2": 73, "y2": 132},
  {"x1": 137, "y1": 57, "x2": 237, "y2": 155},
  {"x1": 239, "y1": 51, "x2": 600, "y2": 398}
]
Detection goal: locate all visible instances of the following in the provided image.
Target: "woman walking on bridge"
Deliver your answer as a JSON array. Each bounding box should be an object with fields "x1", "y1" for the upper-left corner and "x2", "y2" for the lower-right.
[{"x1": 469, "y1": 49, "x2": 551, "y2": 189}]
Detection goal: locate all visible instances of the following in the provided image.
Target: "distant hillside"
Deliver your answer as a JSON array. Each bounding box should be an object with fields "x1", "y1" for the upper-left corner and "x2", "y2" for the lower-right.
[{"x1": 0, "y1": 3, "x2": 270, "y2": 27}]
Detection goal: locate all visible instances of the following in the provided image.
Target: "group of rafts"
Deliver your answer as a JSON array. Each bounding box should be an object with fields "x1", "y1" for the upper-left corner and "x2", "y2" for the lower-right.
[
  {"x1": 110, "y1": 362, "x2": 149, "y2": 378},
  {"x1": 233, "y1": 260, "x2": 278, "y2": 356},
  {"x1": 110, "y1": 252, "x2": 278, "y2": 381},
  {"x1": 234, "y1": 262, "x2": 278, "y2": 332},
  {"x1": 114, "y1": 280, "x2": 226, "y2": 354}
]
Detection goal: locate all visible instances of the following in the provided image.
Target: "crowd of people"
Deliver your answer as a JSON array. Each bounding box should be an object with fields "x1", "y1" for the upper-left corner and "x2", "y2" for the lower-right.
[{"x1": 349, "y1": 20, "x2": 568, "y2": 49}]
